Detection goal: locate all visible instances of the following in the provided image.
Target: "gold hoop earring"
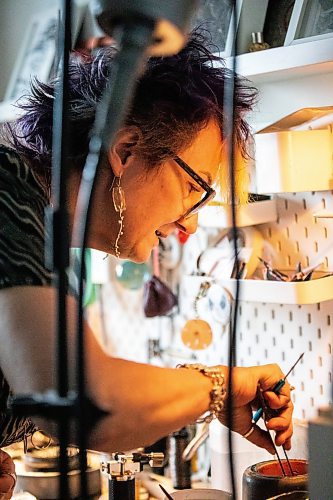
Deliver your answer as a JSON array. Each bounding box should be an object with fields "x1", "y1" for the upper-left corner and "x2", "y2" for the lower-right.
[{"x1": 111, "y1": 175, "x2": 126, "y2": 258}]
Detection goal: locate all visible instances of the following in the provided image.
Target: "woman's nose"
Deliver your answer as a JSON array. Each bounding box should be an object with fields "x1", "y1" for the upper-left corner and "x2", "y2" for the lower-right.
[{"x1": 176, "y1": 213, "x2": 198, "y2": 235}]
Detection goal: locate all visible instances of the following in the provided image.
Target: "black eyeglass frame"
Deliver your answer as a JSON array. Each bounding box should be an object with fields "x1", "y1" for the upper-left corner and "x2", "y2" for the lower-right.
[{"x1": 173, "y1": 155, "x2": 216, "y2": 218}]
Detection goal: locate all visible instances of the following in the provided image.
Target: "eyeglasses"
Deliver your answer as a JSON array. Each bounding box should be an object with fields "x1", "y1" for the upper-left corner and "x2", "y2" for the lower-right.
[{"x1": 173, "y1": 155, "x2": 216, "y2": 219}]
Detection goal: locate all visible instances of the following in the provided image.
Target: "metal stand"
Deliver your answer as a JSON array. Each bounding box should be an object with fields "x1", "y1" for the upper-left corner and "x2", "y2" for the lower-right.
[{"x1": 101, "y1": 451, "x2": 164, "y2": 500}]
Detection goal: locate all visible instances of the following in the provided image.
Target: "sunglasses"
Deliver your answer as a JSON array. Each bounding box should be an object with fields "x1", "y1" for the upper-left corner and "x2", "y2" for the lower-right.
[{"x1": 173, "y1": 155, "x2": 216, "y2": 219}]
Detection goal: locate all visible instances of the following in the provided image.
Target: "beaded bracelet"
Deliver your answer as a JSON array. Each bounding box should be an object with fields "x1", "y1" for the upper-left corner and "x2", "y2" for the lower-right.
[{"x1": 177, "y1": 363, "x2": 226, "y2": 423}]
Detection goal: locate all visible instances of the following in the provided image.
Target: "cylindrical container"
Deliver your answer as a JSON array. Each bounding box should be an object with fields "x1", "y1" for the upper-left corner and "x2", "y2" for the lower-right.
[
  {"x1": 108, "y1": 476, "x2": 135, "y2": 500},
  {"x1": 24, "y1": 445, "x2": 80, "y2": 472},
  {"x1": 169, "y1": 427, "x2": 191, "y2": 489},
  {"x1": 15, "y1": 450, "x2": 102, "y2": 499},
  {"x1": 242, "y1": 460, "x2": 308, "y2": 500}
]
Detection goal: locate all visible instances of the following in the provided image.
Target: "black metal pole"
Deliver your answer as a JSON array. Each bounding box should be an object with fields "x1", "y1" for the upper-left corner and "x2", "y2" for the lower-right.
[
  {"x1": 224, "y1": 1, "x2": 239, "y2": 499},
  {"x1": 48, "y1": 0, "x2": 72, "y2": 497}
]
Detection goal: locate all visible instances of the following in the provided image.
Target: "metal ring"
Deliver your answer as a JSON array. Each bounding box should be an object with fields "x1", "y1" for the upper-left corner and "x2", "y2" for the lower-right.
[{"x1": 243, "y1": 425, "x2": 255, "y2": 439}]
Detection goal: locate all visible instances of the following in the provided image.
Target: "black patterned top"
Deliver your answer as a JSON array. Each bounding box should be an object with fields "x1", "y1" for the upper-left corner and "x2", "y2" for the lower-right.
[{"x1": 0, "y1": 145, "x2": 52, "y2": 446}]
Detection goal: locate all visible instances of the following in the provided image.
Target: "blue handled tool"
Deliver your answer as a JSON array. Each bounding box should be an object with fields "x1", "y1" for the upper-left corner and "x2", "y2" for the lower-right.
[{"x1": 253, "y1": 352, "x2": 304, "y2": 424}]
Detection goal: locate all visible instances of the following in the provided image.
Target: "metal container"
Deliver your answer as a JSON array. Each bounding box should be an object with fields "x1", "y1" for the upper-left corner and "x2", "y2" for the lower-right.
[
  {"x1": 14, "y1": 450, "x2": 102, "y2": 499},
  {"x1": 242, "y1": 459, "x2": 308, "y2": 500},
  {"x1": 23, "y1": 446, "x2": 80, "y2": 472}
]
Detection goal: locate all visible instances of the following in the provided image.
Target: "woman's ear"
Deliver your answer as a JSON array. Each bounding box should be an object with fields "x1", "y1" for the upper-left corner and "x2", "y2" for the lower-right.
[{"x1": 107, "y1": 126, "x2": 142, "y2": 177}]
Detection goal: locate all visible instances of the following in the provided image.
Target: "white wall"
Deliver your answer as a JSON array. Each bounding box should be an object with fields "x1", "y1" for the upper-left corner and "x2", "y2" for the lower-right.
[{"x1": 0, "y1": 0, "x2": 59, "y2": 100}]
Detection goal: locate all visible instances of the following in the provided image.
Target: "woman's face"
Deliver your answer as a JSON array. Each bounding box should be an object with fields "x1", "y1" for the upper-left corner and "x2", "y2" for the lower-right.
[{"x1": 90, "y1": 119, "x2": 222, "y2": 262}]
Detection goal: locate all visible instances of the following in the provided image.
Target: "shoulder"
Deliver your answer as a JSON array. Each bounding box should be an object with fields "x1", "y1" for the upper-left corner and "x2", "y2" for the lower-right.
[
  {"x1": 0, "y1": 144, "x2": 48, "y2": 199},
  {"x1": 0, "y1": 144, "x2": 29, "y2": 180}
]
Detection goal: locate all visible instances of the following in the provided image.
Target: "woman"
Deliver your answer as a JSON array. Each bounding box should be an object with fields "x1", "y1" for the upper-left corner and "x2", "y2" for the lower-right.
[{"x1": 0, "y1": 31, "x2": 293, "y2": 458}]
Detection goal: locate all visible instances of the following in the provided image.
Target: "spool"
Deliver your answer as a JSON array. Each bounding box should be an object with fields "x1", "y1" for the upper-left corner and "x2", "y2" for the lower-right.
[{"x1": 242, "y1": 459, "x2": 308, "y2": 500}]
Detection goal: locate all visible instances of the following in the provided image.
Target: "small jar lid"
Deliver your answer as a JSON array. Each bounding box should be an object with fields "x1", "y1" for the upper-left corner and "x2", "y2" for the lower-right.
[{"x1": 251, "y1": 31, "x2": 264, "y2": 43}]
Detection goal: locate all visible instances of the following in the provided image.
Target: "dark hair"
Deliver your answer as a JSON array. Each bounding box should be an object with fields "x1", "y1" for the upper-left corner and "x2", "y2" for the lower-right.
[{"x1": 2, "y1": 29, "x2": 257, "y2": 185}]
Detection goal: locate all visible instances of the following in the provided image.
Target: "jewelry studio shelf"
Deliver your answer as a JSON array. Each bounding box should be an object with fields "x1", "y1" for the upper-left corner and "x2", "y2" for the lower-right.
[
  {"x1": 226, "y1": 38, "x2": 333, "y2": 84},
  {"x1": 198, "y1": 197, "x2": 277, "y2": 228},
  {"x1": 219, "y1": 272, "x2": 333, "y2": 305}
]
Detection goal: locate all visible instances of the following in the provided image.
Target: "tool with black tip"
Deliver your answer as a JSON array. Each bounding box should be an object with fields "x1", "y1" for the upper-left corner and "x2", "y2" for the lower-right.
[{"x1": 253, "y1": 353, "x2": 304, "y2": 424}]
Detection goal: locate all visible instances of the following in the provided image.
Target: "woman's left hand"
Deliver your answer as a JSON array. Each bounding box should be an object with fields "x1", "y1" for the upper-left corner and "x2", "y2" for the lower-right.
[{"x1": 217, "y1": 364, "x2": 294, "y2": 454}]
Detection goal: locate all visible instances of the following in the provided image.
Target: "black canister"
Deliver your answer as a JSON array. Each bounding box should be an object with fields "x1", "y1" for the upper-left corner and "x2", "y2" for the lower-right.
[
  {"x1": 169, "y1": 427, "x2": 192, "y2": 489},
  {"x1": 108, "y1": 476, "x2": 135, "y2": 500},
  {"x1": 242, "y1": 459, "x2": 308, "y2": 500}
]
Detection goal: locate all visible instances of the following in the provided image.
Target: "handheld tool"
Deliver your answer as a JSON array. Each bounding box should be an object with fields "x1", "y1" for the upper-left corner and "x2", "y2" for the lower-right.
[{"x1": 253, "y1": 352, "x2": 304, "y2": 424}]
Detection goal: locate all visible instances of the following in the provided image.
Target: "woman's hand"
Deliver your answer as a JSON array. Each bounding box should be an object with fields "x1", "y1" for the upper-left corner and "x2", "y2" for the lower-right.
[
  {"x1": 0, "y1": 449, "x2": 16, "y2": 499},
  {"x1": 218, "y1": 364, "x2": 294, "y2": 454}
]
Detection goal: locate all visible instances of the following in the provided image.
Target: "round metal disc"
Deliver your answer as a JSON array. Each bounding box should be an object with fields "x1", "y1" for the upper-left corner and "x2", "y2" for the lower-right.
[{"x1": 181, "y1": 319, "x2": 213, "y2": 350}]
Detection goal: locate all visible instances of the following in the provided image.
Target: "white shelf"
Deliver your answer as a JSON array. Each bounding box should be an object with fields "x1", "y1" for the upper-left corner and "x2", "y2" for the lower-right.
[
  {"x1": 198, "y1": 199, "x2": 277, "y2": 228},
  {"x1": 226, "y1": 38, "x2": 333, "y2": 84},
  {"x1": 219, "y1": 272, "x2": 333, "y2": 305}
]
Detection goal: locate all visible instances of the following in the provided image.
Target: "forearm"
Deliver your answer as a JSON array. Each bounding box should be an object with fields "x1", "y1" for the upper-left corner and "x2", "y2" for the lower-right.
[{"x1": 85, "y1": 342, "x2": 221, "y2": 450}]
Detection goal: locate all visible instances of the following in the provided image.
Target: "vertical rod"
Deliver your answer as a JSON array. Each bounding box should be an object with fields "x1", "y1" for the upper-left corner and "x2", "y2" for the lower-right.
[
  {"x1": 50, "y1": 0, "x2": 72, "y2": 497},
  {"x1": 282, "y1": 446, "x2": 294, "y2": 475},
  {"x1": 264, "y1": 423, "x2": 287, "y2": 477},
  {"x1": 224, "y1": 1, "x2": 240, "y2": 498}
]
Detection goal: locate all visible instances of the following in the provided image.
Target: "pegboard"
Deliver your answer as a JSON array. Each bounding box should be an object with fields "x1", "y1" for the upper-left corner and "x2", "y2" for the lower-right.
[
  {"x1": 94, "y1": 193, "x2": 332, "y2": 429},
  {"x1": 173, "y1": 190, "x2": 333, "y2": 423},
  {"x1": 95, "y1": 191, "x2": 333, "y2": 424},
  {"x1": 87, "y1": 256, "x2": 157, "y2": 363}
]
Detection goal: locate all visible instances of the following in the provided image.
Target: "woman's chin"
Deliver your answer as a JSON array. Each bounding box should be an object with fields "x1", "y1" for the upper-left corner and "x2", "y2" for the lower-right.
[{"x1": 126, "y1": 243, "x2": 154, "y2": 264}]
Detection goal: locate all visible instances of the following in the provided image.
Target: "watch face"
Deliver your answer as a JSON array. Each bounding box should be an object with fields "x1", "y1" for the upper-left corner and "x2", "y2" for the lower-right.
[{"x1": 181, "y1": 319, "x2": 213, "y2": 350}]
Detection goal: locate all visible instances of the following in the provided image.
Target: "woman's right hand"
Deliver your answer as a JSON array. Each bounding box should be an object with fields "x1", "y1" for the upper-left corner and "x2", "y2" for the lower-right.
[
  {"x1": 218, "y1": 364, "x2": 294, "y2": 454},
  {"x1": 0, "y1": 449, "x2": 16, "y2": 499}
]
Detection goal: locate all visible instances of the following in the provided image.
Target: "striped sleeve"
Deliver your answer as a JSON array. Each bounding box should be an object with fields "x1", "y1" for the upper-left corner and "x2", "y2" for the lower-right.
[
  {"x1": 0, "y1": 145, "x2": 51, "y2": 446},
  {"x1": 0, "y1": 146, "x2": 53, "y2": 289}
]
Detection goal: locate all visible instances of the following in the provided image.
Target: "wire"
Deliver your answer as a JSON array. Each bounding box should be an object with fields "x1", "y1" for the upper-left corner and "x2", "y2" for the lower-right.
[
  {"x1": 71, "y1": 21, "x2": 155, "y2": 499},
  {"x1": 223, "y1": 1, "x2": 241, "y2": 498},
  {"x1": 48, "y1": 1, "x2": 72, "y2": 497}
]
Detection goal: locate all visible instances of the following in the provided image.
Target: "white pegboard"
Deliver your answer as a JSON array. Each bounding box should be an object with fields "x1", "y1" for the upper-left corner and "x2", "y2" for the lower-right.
[
  {"x1": 260, "y1": 191, "x2": 333, "y2": 272},
  {"x1": 173, "y1": 191, "x2": 333, "y2": 423},
  {"x1": 88, "y1": 256, "x2": 158, "y2": 363},
  {"x1": 93, "y1": 191, "x2": 333, "y2": 425}
]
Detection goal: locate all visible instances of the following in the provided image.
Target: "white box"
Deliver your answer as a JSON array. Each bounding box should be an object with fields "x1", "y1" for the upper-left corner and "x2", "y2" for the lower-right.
[{"x1": 255, "y1": 128, "x2": 333, "y2": 193}]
